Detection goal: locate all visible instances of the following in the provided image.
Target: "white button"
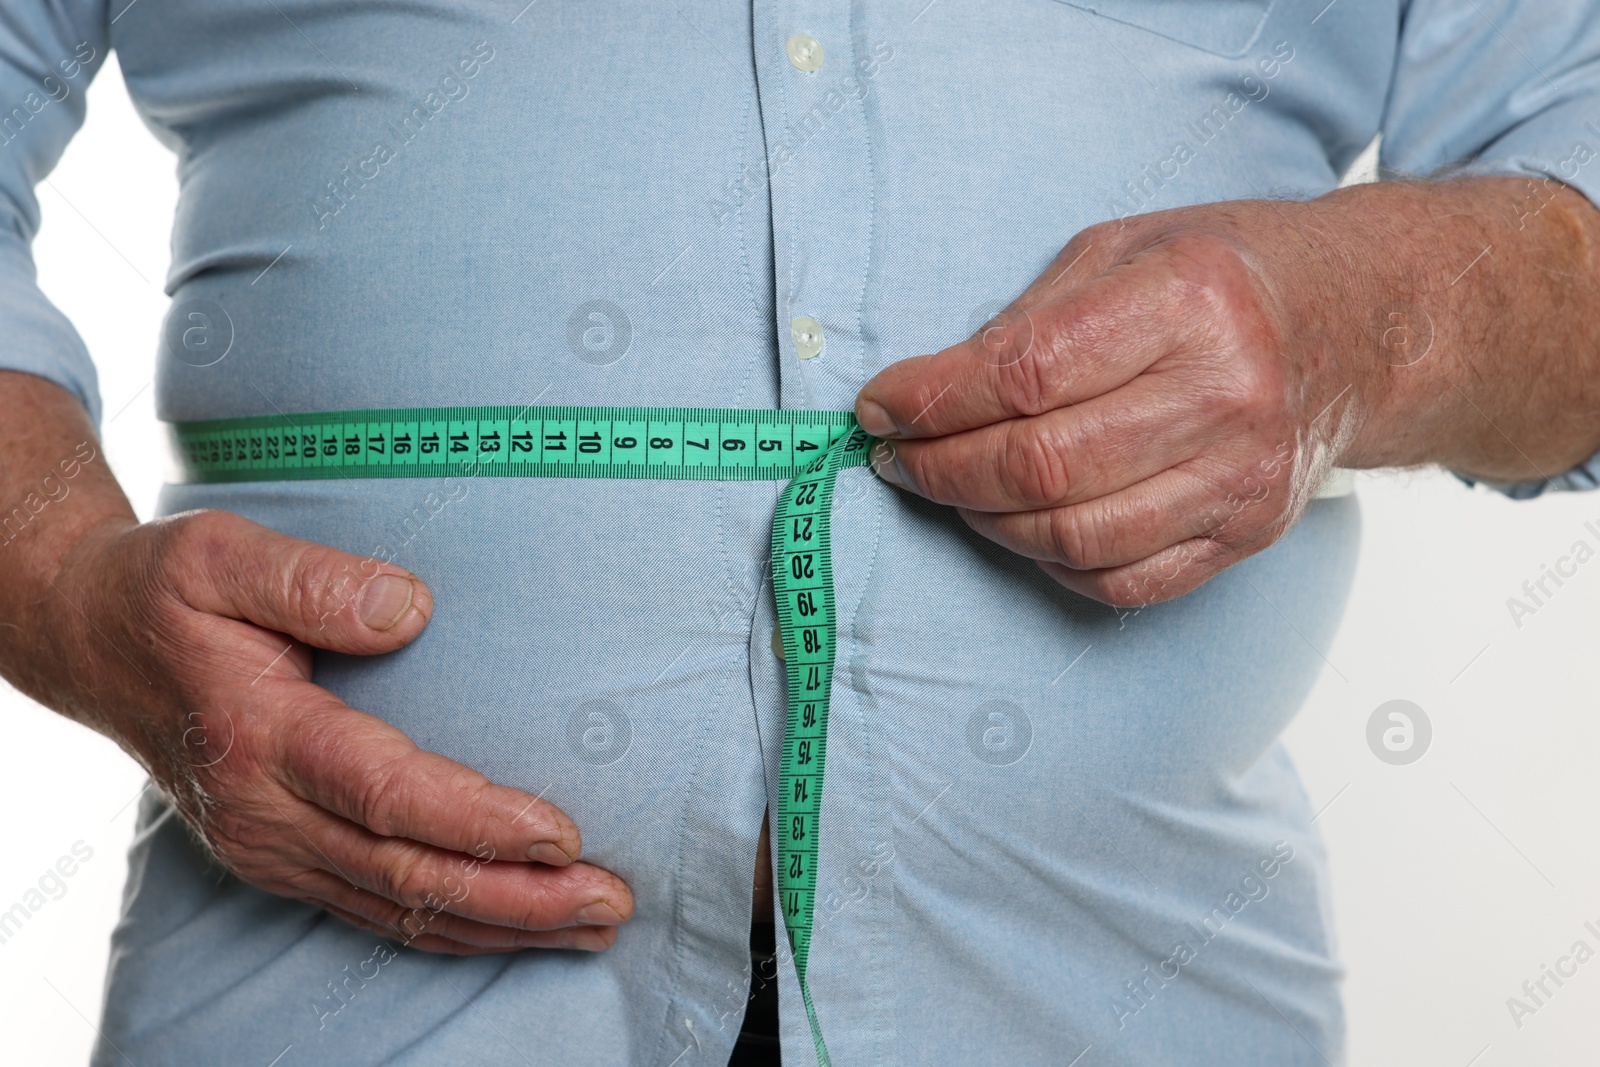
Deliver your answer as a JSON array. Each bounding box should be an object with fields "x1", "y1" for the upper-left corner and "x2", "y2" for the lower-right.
[
  {"x1": 786, "y1": 34, "x2": 824, "y2": 72},
  {"x1": 791, "y1": 316, "x2": 825, "y2": 360},
  {"x1": 772, "y1": 627, "x2": 786, "y2": 661}
]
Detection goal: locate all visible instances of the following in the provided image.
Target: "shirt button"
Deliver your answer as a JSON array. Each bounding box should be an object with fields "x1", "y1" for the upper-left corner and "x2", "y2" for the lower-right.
[
  {"x1": 791, "y1": 315, "x2": 825, "y2": 360},
  {"x1": 786, "y1": 34, "x2": 824, "y2": 72},
  {"x1": 772, "y1": 627, "x2": 786, "y2": 660}
]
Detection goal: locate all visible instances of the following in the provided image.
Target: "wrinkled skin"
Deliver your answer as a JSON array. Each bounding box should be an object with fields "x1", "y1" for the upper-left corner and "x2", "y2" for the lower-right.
[{"x1": 856, "y1": 179, "x2": 1600, "y2": 607}]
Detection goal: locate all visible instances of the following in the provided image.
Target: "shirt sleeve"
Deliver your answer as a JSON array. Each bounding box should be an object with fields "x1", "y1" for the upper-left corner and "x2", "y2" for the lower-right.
[
  {"x1": 0, "y1": 2, "x2": 112, "y2": 426},
  {"x1": 1380, "y1": 0, "x2": 1600, "y2": 499}
]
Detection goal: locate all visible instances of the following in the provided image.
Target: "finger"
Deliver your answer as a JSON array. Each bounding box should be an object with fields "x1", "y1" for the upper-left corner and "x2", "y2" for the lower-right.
[
  {"x1": 316, "y1": 897, "x2": 617, "y2": 954},
  {"x1": 262, "y1": 775, "x2": 632, "y2": 930},
  {"x1": 955, "y1": 464, "x2": 1267, "y2": 571},
  {"x1": 855, "y1": 259, "x2": 1187, "y2": 440},
  {"x1": 277, "y1": 692, "x2": 585, "y2": 864},
  {"x1": 318, "y1": 901, "x2": 504, "y2": 956},
  {"x1": 1037, "y1": 534, "x2": 1240, "y2": 607},
  {"x1": 318, "y1": 893, "x2": 572, "y2": 951},
  {"x1": 1037, "y1": 502, "x2": 1294, "y2": 607},
  {"x1": 314, "y1": 899, "x2": 517, "y2": 956},
  {"x1": 308, "y1": 808, "x2": 633, "y2": 931},
  {"x1": 870, "y1": 373, "x2": 1219, "y2": 511},
  {"x1": 299, "y1": 875, "x2": 620, "y2": 953},
  {"x1": 164, "y1": 509, "x2": 431, "y2": 655}
]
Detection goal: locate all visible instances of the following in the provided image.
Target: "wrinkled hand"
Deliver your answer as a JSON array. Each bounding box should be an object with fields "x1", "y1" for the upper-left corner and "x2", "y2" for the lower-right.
[
  {"x1": 855, "y1": 201, "x2": 1370, "y2": 608},
  {"x1": 44, "y1": 510, "x2": 633, "y2": 954}
]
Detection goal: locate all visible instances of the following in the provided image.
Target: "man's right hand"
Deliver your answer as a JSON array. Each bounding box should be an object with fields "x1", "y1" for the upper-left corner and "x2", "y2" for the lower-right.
[{"x1": 1, "y1": 373, "x2": 633, "y2": 955}]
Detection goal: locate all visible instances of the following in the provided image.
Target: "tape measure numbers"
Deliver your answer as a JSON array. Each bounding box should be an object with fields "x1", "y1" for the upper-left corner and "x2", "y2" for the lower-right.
[
  {"x1": 173, "y1": 404, "x2": 868, "y2": 1065},
  {"x1": 769, "y1": 420, "x2": 870, "y2": 1065}
]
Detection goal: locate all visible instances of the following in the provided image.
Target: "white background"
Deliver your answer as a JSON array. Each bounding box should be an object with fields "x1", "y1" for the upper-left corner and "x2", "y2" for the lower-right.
[{"x1": 3, "y1": 57, "x2": 1598, "y2": 1066}]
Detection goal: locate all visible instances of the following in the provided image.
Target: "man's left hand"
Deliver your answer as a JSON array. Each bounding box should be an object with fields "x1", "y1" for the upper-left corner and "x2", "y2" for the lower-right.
[{"x1": 853, "y1": 182, "x2": 1600, "y2": 607}]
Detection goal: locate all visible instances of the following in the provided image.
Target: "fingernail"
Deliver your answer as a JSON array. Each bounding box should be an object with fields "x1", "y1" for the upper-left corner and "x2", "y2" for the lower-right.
[
  {"x1": 359, "y1": 574, "x2": 414, "y2": 631},
  {"x1": 869, "y1": 443, "x2": 908, "y2": 490},
  {"x1": 855, "y1": 399, "x2": 897, "y2": 438},
  {"x1": 574, "y1": 901, "x2": 626, "y2": 926},
  {"x1": 562, "y1": 927, "x2": 614, "y2": 952},
  {"x1": 527, "y1": 841, "x2": 574, "y2": 866}
]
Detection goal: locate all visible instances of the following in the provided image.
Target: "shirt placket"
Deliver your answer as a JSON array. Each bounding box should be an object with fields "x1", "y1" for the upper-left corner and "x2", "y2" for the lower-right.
[
  {"x1": 754, "y1": 0, "x2": 877, "y2": 414},
  {"x1": 751, "y1": 4, "x2": 888, "y2": 1063}
]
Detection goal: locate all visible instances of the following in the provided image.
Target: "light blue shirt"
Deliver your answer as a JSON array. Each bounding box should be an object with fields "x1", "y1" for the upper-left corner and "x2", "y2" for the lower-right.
[{"x1": 6, "y1": 2, "x2": 1600, "y2": 1064}]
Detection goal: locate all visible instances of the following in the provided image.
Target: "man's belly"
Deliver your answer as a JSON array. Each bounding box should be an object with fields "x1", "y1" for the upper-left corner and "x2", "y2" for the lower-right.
[
  {"x1": 139, "y1": 463, "x2": 1360, "y2": 1064},
  {"x1": 156, "y1": 471, "x2": 1361, "y2": 925}
]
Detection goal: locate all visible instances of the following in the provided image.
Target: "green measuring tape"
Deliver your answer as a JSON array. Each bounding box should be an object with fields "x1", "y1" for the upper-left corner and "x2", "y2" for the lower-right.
[{"x1": 172, "y1": 404, "x2": 871, "y2": 1065}]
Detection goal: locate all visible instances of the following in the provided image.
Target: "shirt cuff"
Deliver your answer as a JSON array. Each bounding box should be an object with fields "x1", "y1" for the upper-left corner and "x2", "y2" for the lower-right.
[{"x1": 1452, "y1": 449, "x2": 1600, "y2": 500}]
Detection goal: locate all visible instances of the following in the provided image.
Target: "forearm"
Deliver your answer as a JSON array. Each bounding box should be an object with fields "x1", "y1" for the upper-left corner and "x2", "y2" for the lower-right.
[
  {"x1": 1300, "y1": 177, "x2": 1600, "y2": 481},
  {"x1": 0, "y1": 370, "x2": 137, "y2": 719}
]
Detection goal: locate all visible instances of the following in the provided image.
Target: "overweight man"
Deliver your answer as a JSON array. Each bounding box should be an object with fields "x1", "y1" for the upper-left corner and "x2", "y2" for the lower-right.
[{"x1": 4, "y1": 2, "x2": 1600, "y2": 1064}]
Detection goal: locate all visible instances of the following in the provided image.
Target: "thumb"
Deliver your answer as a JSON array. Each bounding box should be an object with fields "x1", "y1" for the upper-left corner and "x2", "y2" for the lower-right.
[{"x1": 165, "y1": 509, "x2": 432, "y2": 654}]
